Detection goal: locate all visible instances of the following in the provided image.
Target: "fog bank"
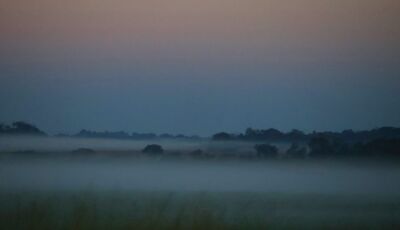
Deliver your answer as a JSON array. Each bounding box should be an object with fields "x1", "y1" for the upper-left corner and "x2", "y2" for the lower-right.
[{"x1": 1, "y1": 157, "x2": 399, "y2": 196}]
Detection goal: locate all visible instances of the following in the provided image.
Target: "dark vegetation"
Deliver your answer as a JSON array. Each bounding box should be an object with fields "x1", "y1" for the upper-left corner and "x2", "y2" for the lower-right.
[
  {"x1": 213, "y1": 127, "x2": 400, "y2": 159},
  {"x1": 306, "y1": 135, "x2": 400, "y2": 158},
  {"x1": 72, "y1": 148, "x2": 96, "y2": 154},
  {"x1": 212, "y1": 127, "x2": 400, "y2": 142},
  {"x1": 254, "y1": 144, "x2": 278, "y2": 158},
  {"x1": 0, "y1": 121, "x2": 46, "y2": 136},
  {"x1": 1, "y1": 121, "x2": 400, "y2": 158},
  {"x1": 285, "y1": 143, "x2": 307, "y2": 159},
  {"x1": 71, "y1": 129, "x2": 200, "y2": 140},
  {"x1": 2, "y1": 191, "x2": 400, "y2": 230},
  {"x1": 142, "y1": 144, "x2": 164, "y2": 154}
]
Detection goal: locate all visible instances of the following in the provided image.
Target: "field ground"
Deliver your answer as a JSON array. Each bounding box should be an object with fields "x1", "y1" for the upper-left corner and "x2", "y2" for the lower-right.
[{"x1": 1, "y1": 190, "x2": 400, "y2": 230}]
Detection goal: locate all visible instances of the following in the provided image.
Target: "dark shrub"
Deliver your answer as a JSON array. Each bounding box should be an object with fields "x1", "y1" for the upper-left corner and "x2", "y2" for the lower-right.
[
  {"x1": 308, "y1": 136, "x2": 349, "y2": 158},
  {"x1": 72, "y1": 148, "x2": 96, "y2": 154},
  {"x1": 308, "y1": 136, "x2": 334, "y2": 158},
  {"x1": 212, "y1": 132, "x2": 234, "y2": 141},
  {"x1": 286, "y1": 143, "x2": 307, "y2": 159},
  {"x1": 0, "y1": 121, "x2": 46, "y2": 136},
  {"x1": 142, "y1": 144, "x2": 164, "y2": 154},
  {"x1": 254, "y1": 144, "x2": 278, "y2": 158},
  {"x1": 358, "y1": 139, "x2": 400, "y2": 157}
]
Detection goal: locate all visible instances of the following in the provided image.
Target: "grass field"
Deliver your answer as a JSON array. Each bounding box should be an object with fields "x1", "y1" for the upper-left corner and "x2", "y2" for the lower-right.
[
  {"x1": 1, "y1": 190, "x2": 400, "y2": 230},
  {"x1": 2, "y1": 155, "x2": 400, "y2": 229}
]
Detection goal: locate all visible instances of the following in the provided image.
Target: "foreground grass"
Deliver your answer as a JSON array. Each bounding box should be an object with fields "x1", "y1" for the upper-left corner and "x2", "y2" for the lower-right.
[{"x1": 1, "y1": 191, "x2": 400, "y2": 230}]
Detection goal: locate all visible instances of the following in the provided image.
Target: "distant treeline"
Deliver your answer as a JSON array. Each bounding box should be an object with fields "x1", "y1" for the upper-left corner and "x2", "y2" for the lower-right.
[
  {"x1": 0, "y1": 122, "x2": 46, "y2": 136},
  {"x1": 1, "y1": 121, "x2": 400, "y2": 158},
  {"x1": 212, "y1": 127, "x2": 400, "y2": 143},
  {"x1": 252, "y1": 138, "x2": 400, "y2": 159},
  {"x1": 0, "y1": 121, "x2": 199, "y2": 140},
  {"x1": 213, "y1": 127, "x2": 400, "y2": 158},
  {"x1": 66, "y1": 129, "x2": 200, "y2": 140},
  {"x1": 2, "y1": 121, "x2": 400, "y2": 143}
]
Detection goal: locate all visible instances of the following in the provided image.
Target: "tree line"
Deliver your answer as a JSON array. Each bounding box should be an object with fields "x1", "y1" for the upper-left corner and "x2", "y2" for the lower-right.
[
  {"x1": 2, "y1": 121, "x2": 400, "y2": 158},
  {"x1": 213, "y1": 127, "x2": 400, "y2": 158},
  {"x1": 212, "y1": 127, "x2": 400, "y2": 143},
  {"x1": 0, "y1": 122, "x2": 46, "y2": 136}
]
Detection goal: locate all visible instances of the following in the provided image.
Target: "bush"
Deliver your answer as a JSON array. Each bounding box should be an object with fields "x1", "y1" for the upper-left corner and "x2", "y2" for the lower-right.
[
  {"x1": 142, "y1": 144, "x2": 164, "y2": 154},
  {"x1": 308, "y1": 136, "x2": 349, "y2": 158},
  {"x1": 212, "y1": 132, "x2": 234, "y2": 141},
  {"x1": 254, "y1": 144, "x2": 278, "y2": 158},
  {"x1": 286, "y1": 143, "x2": 307, "y2": 159},
  {"x1": 308, "y1": 136, "x2": 334, "y2": 158},
  {"x1": 72, "y1": 148, "x2": 96, "y2": 154}
]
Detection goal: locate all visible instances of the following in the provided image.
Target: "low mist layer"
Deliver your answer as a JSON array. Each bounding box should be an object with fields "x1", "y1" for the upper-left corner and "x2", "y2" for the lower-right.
[{"x1": 1, "y1": 156, "x2": 399, "y2": 196}]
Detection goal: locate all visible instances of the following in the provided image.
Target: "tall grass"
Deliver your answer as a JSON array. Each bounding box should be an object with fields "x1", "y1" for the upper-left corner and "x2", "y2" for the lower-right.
[{"x1": 1, "y1": 191, "x2": 400, "y2": 230}]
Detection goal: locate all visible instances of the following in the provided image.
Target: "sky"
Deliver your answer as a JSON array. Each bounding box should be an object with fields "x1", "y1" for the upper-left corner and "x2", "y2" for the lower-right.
[{"x1": 0, "y1": 0, "x2": 399, "y2": 135}]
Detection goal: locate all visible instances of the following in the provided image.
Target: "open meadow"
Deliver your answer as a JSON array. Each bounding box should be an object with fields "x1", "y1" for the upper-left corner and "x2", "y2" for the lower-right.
[{"x1": 1, "y1": 151, "x2": 400, "y2": 229}]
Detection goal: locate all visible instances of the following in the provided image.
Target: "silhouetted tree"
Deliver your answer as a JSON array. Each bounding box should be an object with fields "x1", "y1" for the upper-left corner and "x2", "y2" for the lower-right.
[
  {"x1": 261, "y1": 128, "x2": 284, "y2": 140},
  {"x1": 286, "y1": 143, "x2": 307, "y2": 159},
  {"x1": 13, "y1": 122, "x2": 40, "y2": 133},
  {"x1": 160, "y1": 133, "x2": 174, "y2": 139},
  {"x1": 131, "y1": 132, "x2": 157, "y2": 139},
  {"x1": 308, "y1": 136, "x2": 334, "y2": 158},
  {"x1": 286, "y1": 129, "x2": 307, "y2": 141},
  {"x1": 245, "y1": 128, "x2": 257, "y2": 140},
  {"x1": 235, "y1": 127, "x2": 400, "y2": 143},
  {"x1": 75, "y1": 129, "x2": 130, "y2": 139},
  {"x1": 212, "y1": 132, "x2": 234, "y2": 141},
  {"x1": 142, "y1": 144, "x2": 164, "y2": 154},
  {"x1": 0, "y1": 121, "x2": 46, "y2": 136},
  {"x1": 72, "y1": 148, "x2": 96, "y2": 154},
  {"x1": 358, "y1": 139, "x2": 400, "y2": 157},
  {"x1": 254, "y1": 144, "x2": 278, "y2": 158}
]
